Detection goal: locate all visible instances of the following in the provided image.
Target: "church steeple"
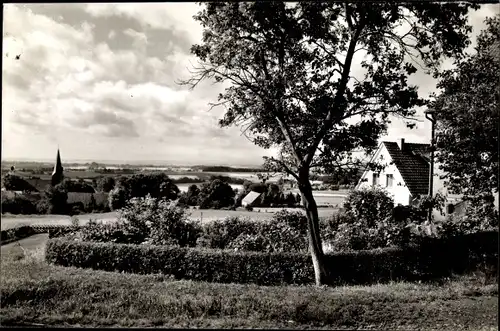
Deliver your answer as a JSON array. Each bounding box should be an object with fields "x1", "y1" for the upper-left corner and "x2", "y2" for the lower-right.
[{"x1": 51, "y1": 148, "x2": 64, "y2": 186}]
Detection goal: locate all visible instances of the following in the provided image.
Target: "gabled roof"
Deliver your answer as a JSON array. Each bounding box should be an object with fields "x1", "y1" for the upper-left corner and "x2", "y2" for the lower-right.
[
  {"x1": 242, "y1": 191, "x2": 262, "y2": 205},
  {"x1": 383, "y1": 141, "x2": 431, "y2": 196},
  {"x1": 24, "y1": 179, "x2": 52, "y2": 192}
]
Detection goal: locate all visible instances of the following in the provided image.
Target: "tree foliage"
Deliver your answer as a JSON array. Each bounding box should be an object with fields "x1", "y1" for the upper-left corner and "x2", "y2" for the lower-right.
[
  {"x1": 96, "y1": 176, "x2": 116, "y2": 193},
  {"x1": 179, "y1": 184, "x2": 201, "y2": 206},
  {"x1": 432, "y1": 15, "x2": 499, "y2": 199},
  {"x1": 58, "y1": 179, "x2": 95, "y2": 193},
  {"x1": 107, "y1": 173, "x2": 180, "y2": 210},
  {"x1": 181, "y1": 1, "x2": 478, "y2": 285},
  {"x1": 198, "y1": 179, "x2": 236, "y2": 209},
  {"x1": 2, "y1": 174, "x2": 37, "y2": 192},
  {"x1": 38, "y1": 185, "x2": 68, "y2": 215}
]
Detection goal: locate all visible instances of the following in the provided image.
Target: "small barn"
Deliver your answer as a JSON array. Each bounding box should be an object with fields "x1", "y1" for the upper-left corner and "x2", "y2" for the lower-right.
[{"x1": 241, "y1": 191, "x2": 262, "y2": 207}]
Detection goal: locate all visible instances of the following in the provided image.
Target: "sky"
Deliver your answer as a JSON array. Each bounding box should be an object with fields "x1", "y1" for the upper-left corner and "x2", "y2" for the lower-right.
[{"x1": 2, "y1": 3, "x2": 498, "y2": 166}]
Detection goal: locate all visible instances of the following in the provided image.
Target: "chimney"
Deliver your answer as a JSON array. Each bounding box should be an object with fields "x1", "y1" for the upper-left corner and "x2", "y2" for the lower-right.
[{"x1": 397, "y1": 138, "x2": 405, "y2": 151}]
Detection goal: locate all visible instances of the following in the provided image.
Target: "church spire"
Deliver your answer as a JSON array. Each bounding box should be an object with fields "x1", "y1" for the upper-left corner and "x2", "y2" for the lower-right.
[{"x1": 51, "y1": 148, "x2": 64, "y2": 186}]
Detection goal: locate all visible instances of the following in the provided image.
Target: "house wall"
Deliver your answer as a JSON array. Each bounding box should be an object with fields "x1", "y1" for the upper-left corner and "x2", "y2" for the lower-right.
[
  {"x1": 431, "y1": 163, "x2": 499, "y2": 220},
  {"x1": 357, "y1": 145, "x2": 412, "y2": 206}
]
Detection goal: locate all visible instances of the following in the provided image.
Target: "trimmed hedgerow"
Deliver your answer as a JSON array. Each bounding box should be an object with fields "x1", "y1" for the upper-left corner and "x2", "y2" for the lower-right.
[
  {"x1": 1, "y1": 226, "x2": 37, "y2": 245},
  {"x1": 45, "y1": 231, "x2": 498, "y2": 286},
  {"x1": 1, "y1": 224, "x2": 78, "y2": 245}
]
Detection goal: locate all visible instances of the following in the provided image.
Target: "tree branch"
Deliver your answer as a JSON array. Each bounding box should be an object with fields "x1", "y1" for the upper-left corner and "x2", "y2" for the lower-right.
[
  {"x1": 266, "y1": 156, "x2": 300, "y2": 181},
  {"x1": 304, "y1": 17, "x2": 366, "y2": 166}
]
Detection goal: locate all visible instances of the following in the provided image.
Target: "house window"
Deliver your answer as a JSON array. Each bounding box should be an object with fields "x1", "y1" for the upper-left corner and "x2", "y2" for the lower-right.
[
  {"x1": 372, "y1": 173, "x2": 379, "y2": 186},
  {"x1": 386, "y1": 174, "x2": 394, "y2": 188}
]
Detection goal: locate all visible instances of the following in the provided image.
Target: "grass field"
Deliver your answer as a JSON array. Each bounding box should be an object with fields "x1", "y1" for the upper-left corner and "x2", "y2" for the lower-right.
[
  {"x1": 1, "y1": 206, "x2": 341, "y2": 230},
  {"x1": 1, "y1": 234, "x2": 497, "y2": 329}
]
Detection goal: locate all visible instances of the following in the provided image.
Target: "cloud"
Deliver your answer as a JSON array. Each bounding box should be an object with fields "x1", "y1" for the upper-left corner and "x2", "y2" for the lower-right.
[
  {"x1": 68, "y1": 109, "x2": 139, "y2": 137},
  {"x1": 2, "y1": 3, "x2": 497, "y2": 166},
  {"x1": 83, "y1": 3, "x2": 203, "y2": 45}
]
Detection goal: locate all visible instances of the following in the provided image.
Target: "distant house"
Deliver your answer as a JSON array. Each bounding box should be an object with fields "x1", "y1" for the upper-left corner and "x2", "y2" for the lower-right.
[
  {"x1": 355, "y1": 138, "x2": 469, "y2": 219},
  {"x1": 241, "y1": 191, "x2": 262, "y2": 207}
]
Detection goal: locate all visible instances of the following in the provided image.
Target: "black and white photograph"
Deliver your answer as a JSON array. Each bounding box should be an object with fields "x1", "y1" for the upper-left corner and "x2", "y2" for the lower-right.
[{"x1": 1, "y1": 2, "x2": 498, "y2": 329}]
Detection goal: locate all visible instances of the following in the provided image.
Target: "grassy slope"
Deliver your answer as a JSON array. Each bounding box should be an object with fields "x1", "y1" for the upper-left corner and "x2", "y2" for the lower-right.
[{"x1": 1, "y1": 235, "x2": 498, "y2": 329}]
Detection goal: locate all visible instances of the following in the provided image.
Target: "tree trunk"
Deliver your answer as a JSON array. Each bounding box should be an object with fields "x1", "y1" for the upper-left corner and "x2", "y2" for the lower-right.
[{"x1": 298, "y1": 174, "x2": 328, "y2": 286}]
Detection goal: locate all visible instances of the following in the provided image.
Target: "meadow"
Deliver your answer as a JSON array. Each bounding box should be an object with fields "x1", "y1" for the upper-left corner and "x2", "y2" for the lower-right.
[{"x1": 1, "y1": 234, "x2": 497, "y2": 329}]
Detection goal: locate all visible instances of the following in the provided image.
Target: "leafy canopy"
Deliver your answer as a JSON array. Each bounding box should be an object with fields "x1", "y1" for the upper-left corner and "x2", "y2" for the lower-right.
[
  {"x1": 432, "y1": 14, "x2": 499, "y2": 198},
  {"x1": 183, "y1": 2, "x2": 477, "y2": 179}
]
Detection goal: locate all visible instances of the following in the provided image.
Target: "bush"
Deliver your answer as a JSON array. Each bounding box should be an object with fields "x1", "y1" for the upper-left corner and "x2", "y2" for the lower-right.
[
  {"x1": 343, "y1": 187, "x2": 394, "y2": 227},
  {"x1": 108, "y1": 187, "x2": 127, "y2": 211},
  {"x1": 197, "y1": 216, "x2": 261, "y2": 249},
  {"x1": 80, "y1": 220, "x2": 133, "y2": 244},
  {"x1": 272, "y1": 210, "x2": 308, "y2": 235},
  {"x1": 80, "y1": 195, "x2": 202, "y2": 247},
  {"x1": 45, "y1": 230, "x2": 498, "y2": 286},
  {"x1": 227, "y1": 233, "x2": 270, "y2": 252},
  {"x1": 197, "y1": 212, "x2": 308, "y2": 253},
  {"x1": 69, "y1": 202, "x2": 85, "y2": 216},
  {"x1": 320, "y1": 211, "x2": 422, "y2": 251}
]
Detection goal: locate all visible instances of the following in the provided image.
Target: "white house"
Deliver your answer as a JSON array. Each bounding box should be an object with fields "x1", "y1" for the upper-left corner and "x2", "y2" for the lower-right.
[
  {"x1": 354, "y1": 138, "x2": 490, "y2": 219},
  {"x1": 356, "y1": 139, "x2": 431, "y2": 206}
]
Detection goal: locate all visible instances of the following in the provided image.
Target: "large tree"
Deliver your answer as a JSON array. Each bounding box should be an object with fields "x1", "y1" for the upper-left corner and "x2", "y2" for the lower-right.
[
  {"x1": 432, "y1": 15, "x2": 499, "y2": 202},
  {"x1": 181, "y1": 2, "x2": 477, "y2": 285}
]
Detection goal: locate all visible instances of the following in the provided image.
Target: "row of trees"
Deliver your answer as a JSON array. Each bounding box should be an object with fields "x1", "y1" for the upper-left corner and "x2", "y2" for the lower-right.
[{"x1": 178, "y1": 179, "x2": 302, "y2": 210}]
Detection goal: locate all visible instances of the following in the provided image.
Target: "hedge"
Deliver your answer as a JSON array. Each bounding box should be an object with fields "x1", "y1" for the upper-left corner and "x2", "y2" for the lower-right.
[
  {"x1": 1, "y1": 224, "x2": 77, "y2": 245},
  {"x1": 45, "y1": 231, "x2": 498, "y2": 286}
]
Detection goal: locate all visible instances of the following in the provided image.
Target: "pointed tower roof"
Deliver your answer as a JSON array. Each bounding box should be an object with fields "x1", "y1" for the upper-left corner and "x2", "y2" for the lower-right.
[{"x1": 52, "y1": 148, "x2": 63, "y2": 176}]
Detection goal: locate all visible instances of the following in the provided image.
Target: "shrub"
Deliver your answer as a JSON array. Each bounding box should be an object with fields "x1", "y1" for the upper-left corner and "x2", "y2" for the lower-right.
[
  {"x1": 197, "y1": 213, "x2": 308, "y2": 253},
  {"x1": 320, "y1": 211, "x2": 422, "y2": 251},
  {"x1": 108, "y1": 187, "x2": 127, "y2": 211},
  {"x1": 79, "y1": 220, "x2": 127, "y2": 243},
  {"x1": 45, "y1": 230, "x2": 498, "y2": 286},
  {"x1": 227, "y1": 233, "x2": 270, "y2": 252},
  {"x1": 71, "y1": 216, "x2": 80, "y2": 227},
  {"x1": 272, "y1": 210, "x2": 308, "y2": 235},
  {"x1": 392, "y1": 204, "x2": 427, "y2": 223},
  {"x1": 197, "y1": 216, "x2": 261, "y2": 249},
  {"x1": 343, "y1": 187, "x2": 394, "y2": 227},
  {"x1": 80, "y1": 195, "x2": 202, "y2": 247},
  {"x1": 69, "y1": 202, "x2": 85, "y2": 215},
  {"x1": 145, "y1": 201, "x2": 202, "y2": 247},
  {"x1": 48, "y1": 225, "x2": 80, "y2": 239}
]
